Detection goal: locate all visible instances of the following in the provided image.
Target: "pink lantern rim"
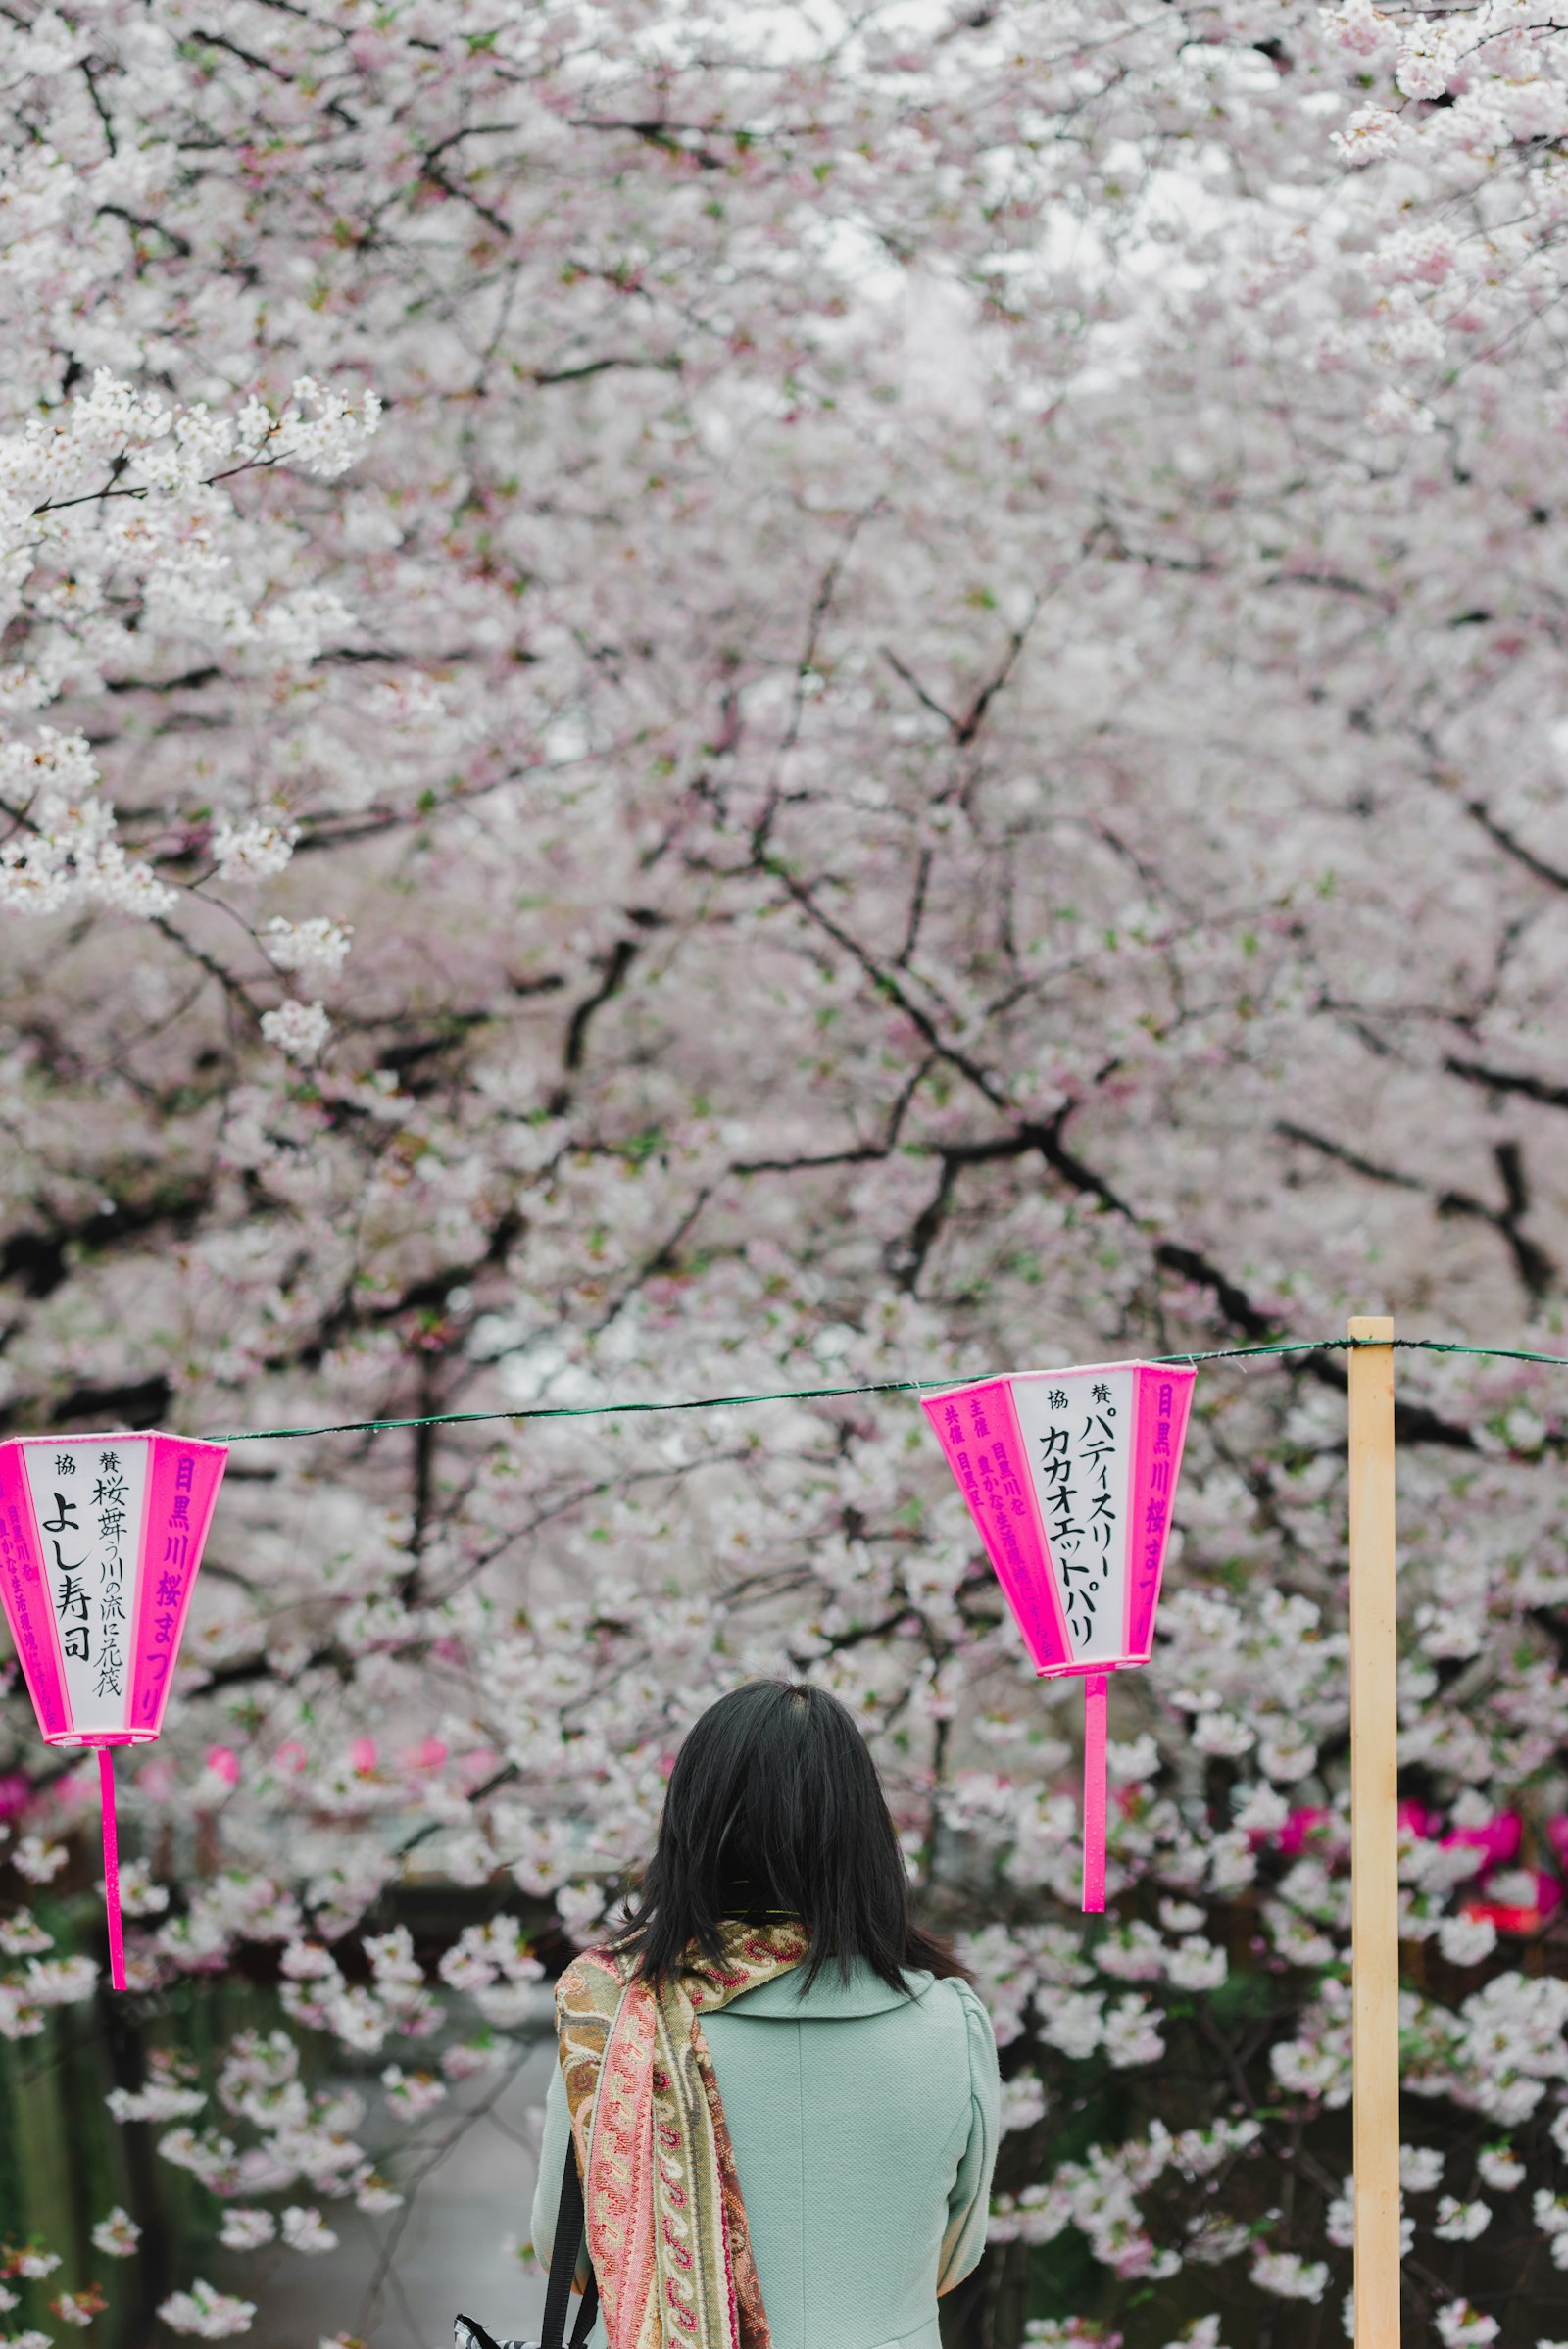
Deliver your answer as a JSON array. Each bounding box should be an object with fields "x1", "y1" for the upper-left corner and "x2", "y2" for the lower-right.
[{"x1": 41, "y1": 1729, "x2": 160, "y2": 1748}]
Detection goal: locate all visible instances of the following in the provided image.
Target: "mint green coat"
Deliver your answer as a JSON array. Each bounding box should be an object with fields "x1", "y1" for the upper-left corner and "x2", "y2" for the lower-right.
[{"x1": 530, "y1": 1964, "x2": 1000, "y2": 2349}]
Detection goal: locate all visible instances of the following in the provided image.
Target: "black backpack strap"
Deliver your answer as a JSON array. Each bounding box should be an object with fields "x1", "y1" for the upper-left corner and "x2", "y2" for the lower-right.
[
  {"x1": 541, "y1": 2131, "x2": 599, "y2": 2349},
  {"x1": 572, "y1": 2270, "x2": 600, "y2": 2349}
]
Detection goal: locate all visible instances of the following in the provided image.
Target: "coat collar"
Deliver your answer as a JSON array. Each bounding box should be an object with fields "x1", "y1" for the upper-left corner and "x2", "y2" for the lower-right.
[{"x1": 720, "y1": 1960, "x2": 934, "y2": 2020}]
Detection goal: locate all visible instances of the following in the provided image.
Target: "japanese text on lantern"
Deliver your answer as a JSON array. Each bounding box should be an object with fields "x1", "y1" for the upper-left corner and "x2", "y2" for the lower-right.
[
  {"x1": 41, "y1": 1461, "x2": 91, "y2": 1672},
  {"x1": 43, "y1": 1449, "x2": 131, "y2": 1698},
  {"x1": 1138, "y1": 1381, "x2": 1176, "y2": 1620},
  {"x1": 91, "y1": 1449, "x2": 128, "y2": 1700},
  {"x1": 1009, "y1": 1364, "x2": 1138, "y2": 1665},
  {"x1": 941, "y1": 1395, "x2": 1028, "y2": 1559},
  {"x1": 938, "y1": 1387, "x2": 1055, "y2": 1657},
  {"x1": 0, "y1": 1488, "x2": 60, "y2": 1732},
  {"x1": 1037, "y1": 1385, "x2": 1120, "y2": 1648},
  {"x1": 138, "y1": 1451, "x2": 197, "y2": 1726},
  {"x1": 47, "y1": 1437, "x2": 129, "y2": 1700}
]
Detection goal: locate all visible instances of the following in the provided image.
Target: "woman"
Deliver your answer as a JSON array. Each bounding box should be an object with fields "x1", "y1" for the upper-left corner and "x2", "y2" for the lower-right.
[{"x1": 530, "y1": 1679, "x2": 1000, "y2": 2349}]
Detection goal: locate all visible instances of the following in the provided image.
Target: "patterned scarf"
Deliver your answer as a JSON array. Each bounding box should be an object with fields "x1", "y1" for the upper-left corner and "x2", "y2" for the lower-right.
[{"x1": 556, "y1": 1920, "x2": 808, "y2": 2349}]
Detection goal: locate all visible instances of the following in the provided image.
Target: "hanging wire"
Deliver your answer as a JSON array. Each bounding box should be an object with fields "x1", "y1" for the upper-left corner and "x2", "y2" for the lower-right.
[{"x1": 201, "y1": 1333, "x2": 1568, "y2": 1446}]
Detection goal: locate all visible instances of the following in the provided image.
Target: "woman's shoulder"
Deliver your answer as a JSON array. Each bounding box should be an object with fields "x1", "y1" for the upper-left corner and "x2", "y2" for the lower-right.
[
  {"x1": 555, "y1": 1943, "x2": 627, "y2": 2022},
  {"x1": 853, "y1": 1971, "x2": 1001, "y2": 2108},
  {"x1": 913, "y1": 1971, "x2": 997, "y2": 2035},
  {"x1": 908, "y1": 1973, "x2": 1001, "y2": 2086}
]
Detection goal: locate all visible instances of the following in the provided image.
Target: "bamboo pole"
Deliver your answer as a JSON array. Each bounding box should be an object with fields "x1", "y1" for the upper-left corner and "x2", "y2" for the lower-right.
[{"x1": 1348, "y1": 1314, "x2": 1400, "y2": 2349}]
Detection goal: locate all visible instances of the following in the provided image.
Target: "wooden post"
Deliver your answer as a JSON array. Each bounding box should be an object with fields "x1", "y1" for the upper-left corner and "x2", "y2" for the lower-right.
[{"x1": 1348, "y1": 1315, "x2": 1400, "y2": 2349}]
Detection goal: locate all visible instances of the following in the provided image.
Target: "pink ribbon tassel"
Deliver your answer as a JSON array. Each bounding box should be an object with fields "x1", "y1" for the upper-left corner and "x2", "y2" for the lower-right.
[
  {"x1": 98, "y1": 1745, "x2": 126, "y2": 1991},
  {"x1": 1082, "y1": 1672, "x2": 1108, "y2": 1913}
]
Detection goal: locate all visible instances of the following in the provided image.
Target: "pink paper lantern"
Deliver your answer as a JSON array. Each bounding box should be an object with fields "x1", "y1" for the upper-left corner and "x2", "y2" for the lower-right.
[
  {"x1": 0, "y1": 1429, "x2": 228, "y2": 1986},
  {"x1": 923, "y1": 1361, "x2": 1196, "y2": 1911}
]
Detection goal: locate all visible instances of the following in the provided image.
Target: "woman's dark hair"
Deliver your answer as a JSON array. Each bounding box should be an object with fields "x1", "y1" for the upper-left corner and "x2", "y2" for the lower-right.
[{"x1": 618, "y1": 1680, "x2": 969, "y2": 1991}]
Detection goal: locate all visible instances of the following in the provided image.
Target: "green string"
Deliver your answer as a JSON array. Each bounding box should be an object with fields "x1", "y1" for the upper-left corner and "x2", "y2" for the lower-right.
[{"x1": 203, "y1": 1334, "x2": 1568, "y2": 1445}]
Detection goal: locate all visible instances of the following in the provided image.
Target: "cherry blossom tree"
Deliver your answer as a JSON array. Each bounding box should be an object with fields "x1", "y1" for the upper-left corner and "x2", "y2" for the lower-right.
[{"x1": 6, "y1": 0, "x2": 1568, "y2": 2342}]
